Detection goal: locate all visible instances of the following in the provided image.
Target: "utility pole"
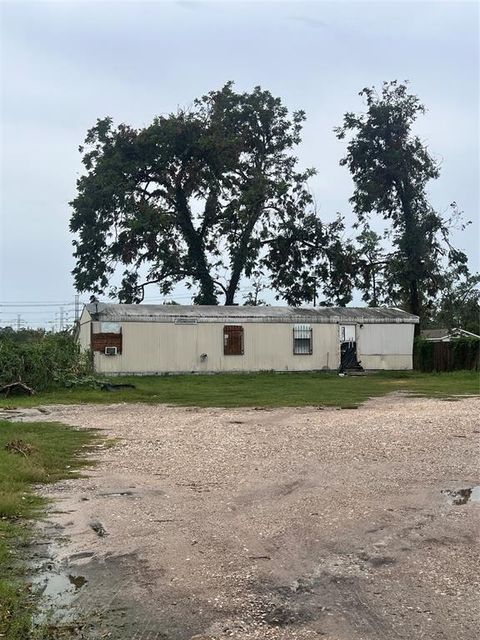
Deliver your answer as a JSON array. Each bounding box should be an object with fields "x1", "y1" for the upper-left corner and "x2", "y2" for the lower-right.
[
  {"x1": 74, "y1": 294, "x2": 80, "y2": 322},
  {"x1": 16, "y1": 314, "x2": 21, "y2": 331},
  {"x1": 59, "y1": 306, "x2": 64, "y2": 332}
]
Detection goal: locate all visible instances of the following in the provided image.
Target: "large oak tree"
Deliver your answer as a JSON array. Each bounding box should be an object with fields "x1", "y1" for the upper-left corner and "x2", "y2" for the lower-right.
[
  {"x1": 336, "y1": 81, "x2": 470, "y2": 330},
  {"x1": 71, "y1": 83, "x2": 352, "y2": 306}
]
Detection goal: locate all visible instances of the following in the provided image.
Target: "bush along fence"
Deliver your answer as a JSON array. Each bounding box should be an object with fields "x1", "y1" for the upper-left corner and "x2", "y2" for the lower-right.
[
  {"x1": 0, "y1": 331, "x2": 94, "y2": 391},
  {"x1": 414, "y1": 337, "x2": 480, "y2": 372}
]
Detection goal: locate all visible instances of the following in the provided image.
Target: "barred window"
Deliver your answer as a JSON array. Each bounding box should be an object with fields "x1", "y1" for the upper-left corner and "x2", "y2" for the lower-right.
[
  {"x1": 293, "y1": 324, "x2": 313, "y2": 355},
  {"x1": 224, "y1": 325, "x2": 244, "y2": 355}
]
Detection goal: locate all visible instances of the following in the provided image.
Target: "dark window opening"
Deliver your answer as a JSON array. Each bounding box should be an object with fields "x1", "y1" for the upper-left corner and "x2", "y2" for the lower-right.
[{"x1": 224, "y1": 325, "x2": 244, "y2": 355}]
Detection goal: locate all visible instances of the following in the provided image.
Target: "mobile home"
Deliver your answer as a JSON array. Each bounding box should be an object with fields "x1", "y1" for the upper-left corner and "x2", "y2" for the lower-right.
[{"x1": 78, "y1": 303, "x2": 418, "y2": 374}]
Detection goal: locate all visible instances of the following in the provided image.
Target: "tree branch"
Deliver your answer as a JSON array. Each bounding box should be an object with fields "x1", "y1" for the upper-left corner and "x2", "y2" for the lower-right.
[
  {"x1": 212, "y1": 279, "x2": 228, "y2": 295},
  {"x1": 134, "y1": 270, "x2": 190, "y2": 302}
]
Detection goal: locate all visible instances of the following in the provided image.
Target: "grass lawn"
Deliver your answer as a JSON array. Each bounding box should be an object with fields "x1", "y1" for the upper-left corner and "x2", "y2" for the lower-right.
[
  {"x1": 0, "y1": 370, "x2": 478, "y2": 409},
  {"x1": 0, "y1": 421, "x2": 96, "y2": 639}
]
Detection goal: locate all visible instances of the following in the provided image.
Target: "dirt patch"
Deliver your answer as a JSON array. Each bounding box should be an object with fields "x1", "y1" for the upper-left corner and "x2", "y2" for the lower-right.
[{"x1": 22, "y1": 395, "x2": 480, "y2": 639}]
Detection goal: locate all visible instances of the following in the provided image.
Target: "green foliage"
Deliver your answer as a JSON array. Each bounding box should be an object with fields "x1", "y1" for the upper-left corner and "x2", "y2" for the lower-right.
[
  {"x1": 0, "y1": 421, "x2": 96, "y2": 639},
  {"x1": 336, "y1": 81, "x2": 470, "y2": 324},
  {"x1": 414, "y1": 338, "x2": 435, "y2": 372},
  {"x1": 451, "y1": 337, "x2": 480, "y2": 370},
  {"x1": 431, "y1": 270, "x2": 480, "y2": 334},
  {"x1": 0, "y1": 328, "x2": 47, "y2": 343},
  {"x1": 70, "y1": 82, "x2": 354, "y2": 307},
  {"x1": 414, "y1": 337, "x2": 480, "y2": 372},
  {"x1": 267, "y1": 212, "x2": 357, "y2": 306},
  {"x1": 0, "y1": 332, "x2": 93, "y2": 391},
  {"x1": 354, "y1": 227, "x2": 388, "y2": 306}
]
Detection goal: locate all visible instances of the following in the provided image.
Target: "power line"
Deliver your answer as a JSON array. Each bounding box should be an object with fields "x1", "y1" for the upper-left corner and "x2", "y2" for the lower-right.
[
  {"x1": 0, "y1": 302, "x2": 78, "y2": 308},
  {"x1": 0, "y1": 310, "x2": 65, "y2": 315},
  {"x1": 0, "y1": 298, "x2": 83, "y2": 304}
]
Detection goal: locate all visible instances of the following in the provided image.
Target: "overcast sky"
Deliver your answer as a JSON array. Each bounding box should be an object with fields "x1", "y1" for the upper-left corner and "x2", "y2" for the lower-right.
[{"x1": 0, "y1": 0, "x2": 478, "y2": 327}]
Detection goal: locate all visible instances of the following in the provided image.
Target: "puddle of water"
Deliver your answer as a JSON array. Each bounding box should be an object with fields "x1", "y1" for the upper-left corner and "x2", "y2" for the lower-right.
[
  {"x1": 442, "y1": 486, "x2": 480, "y2": 505},
  {"x1": 33, "y1": 570, "x2": 88, "y2": 624},
  {"x1": 470, "y1": 486, "x2": 480, "y2": 502}
]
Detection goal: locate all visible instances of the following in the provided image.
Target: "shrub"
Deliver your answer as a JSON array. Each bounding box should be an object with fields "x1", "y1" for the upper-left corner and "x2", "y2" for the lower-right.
[
  {"x1": 414, "y1": 336, "x2": 479, "y2": 372},
  {"x1": 0, "y1": 332, "x2": 94, "y2": 391},
  {"x1": 452, "y1": 337, "x2": 480, "y2": 370},
  {"x1": 414, "y1": 338, "x2": 435, "y2": 372}
]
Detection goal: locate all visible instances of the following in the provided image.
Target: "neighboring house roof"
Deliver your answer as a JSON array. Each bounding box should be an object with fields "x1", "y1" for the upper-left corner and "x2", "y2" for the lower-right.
[
  {"x1": 84, "y1": 303, "x2": 419, "y2": 325},
  {"x1": 421, "y1": 328, "x2": 480, "y2": 341},
  {"x1": 421, "y1": 328, "x2": 450, "y2": 340}
]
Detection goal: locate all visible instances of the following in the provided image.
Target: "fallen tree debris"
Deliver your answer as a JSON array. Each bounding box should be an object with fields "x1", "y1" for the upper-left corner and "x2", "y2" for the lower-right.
[
  {"x1": 100, "y1": 383, "x2": 136, "y2": 392},
  {"x1": 5, "y1": 439, "x2": 36, "y2": 457},
  {"x1": 0, "y1": 381, "x2": 36, "y2": 397}
]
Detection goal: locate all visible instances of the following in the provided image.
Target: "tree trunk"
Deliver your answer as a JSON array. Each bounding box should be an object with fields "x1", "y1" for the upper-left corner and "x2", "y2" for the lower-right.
[
  {"x1": 395, "y1": 178, "x2": 422, "y2": 334},
  {"x1": 225, "y1": 208, "x2": 262, "y2": 305},
  {"x1": 176, "y1": 188, "x2": 218, "y2": 304},
  {"x1": 410, "y1": 280, "x2": 421, "y2": 336},
  {"x1": 225, "y1": 269, "x2": 241, "y2": 305}
]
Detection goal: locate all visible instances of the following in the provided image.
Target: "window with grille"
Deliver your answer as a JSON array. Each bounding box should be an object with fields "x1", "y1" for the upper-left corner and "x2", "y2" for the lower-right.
[
  {"x1": 224, "y1": 325, "x2": 244, "y2": 355},
  {"x1": 293, "y1": 324, "x2": 313, "y2": 355}
]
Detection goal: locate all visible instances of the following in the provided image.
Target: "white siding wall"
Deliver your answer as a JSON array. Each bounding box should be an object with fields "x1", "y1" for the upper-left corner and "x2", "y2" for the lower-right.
[
  {"x1": 357, "y1": 323, "x2": 415, "y2": 370},
  {"x1": 78, "y1": 309, "x2": 91, "y2": 351},
  {"x1": 86, "y1": 318, "x2": 416, "y2": 374},
  {"x1": 93, "y1": 321, "x2": 340, "y2": 374}
]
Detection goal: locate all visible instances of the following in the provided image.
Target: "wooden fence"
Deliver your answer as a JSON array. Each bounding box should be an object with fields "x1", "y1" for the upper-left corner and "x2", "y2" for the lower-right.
[{"x1": 414, "y1": 338, "x2": 480, "y2": 372}]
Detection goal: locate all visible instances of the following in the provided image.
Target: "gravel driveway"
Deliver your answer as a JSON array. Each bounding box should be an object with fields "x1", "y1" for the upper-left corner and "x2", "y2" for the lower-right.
[{"x1": 27, "y1": 394, "x2": 479, "y2": 639}]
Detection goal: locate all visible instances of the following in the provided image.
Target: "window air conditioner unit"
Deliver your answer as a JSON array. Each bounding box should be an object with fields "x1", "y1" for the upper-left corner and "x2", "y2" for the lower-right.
[{"x1": 104, "y1": 346, "x2": 118, "y2": 356}]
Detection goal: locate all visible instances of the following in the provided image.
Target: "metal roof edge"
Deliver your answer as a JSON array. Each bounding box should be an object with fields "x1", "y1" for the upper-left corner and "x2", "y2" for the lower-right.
[{"x1": 86, "y1": 303, "x2": 419, "y2": 324}]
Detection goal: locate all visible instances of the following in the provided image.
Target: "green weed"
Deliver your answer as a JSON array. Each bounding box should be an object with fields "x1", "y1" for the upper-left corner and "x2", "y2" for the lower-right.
[{"x1": 0, "y1": 421, "x2": 96, "y2": 639}]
